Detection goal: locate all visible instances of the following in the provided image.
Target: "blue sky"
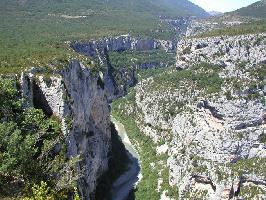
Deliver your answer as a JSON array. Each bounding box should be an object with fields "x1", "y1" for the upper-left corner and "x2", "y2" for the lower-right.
[{"x1": 189, "y1": 0, "x2": 260, "y2": 12}]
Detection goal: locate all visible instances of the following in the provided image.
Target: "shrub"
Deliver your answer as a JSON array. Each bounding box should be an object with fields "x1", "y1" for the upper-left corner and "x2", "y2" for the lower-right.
[
  {"x1": 0, "y1": 77, "x2": 78, "y2": 198},
  {"x1": 259, "y1": 133, "x2": 266, "y2": 143},
  {"x1": 24, "y1": 181, "x2": 53, "y2": 200},
  {"x1": 225, "y1": 91, "x2": 233, "y2": 100}
]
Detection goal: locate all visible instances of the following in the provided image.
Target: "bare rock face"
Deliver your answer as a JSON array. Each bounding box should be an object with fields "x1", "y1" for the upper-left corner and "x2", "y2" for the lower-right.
[
  {"x1": 133, "y1": 78, "x2": 266, "y2": 199},
  {"x1": 168, "y1": 98, "x2": 265, "y2": 199},
  {"x1": 71, "y1": 35, "x2": 176, "y2": 57},
  {"x1": 122, "y1": 30, "x2": 266, "y2": 199},
  {"x1": 185, "y1": 16, "x2": 248, "y2": 37},
  {"x1": 176, "y1": 33, "x2": 266, "y2": 70},
  {"x1": 20, "y1": 61, "x2": 111, "y2": 199}
]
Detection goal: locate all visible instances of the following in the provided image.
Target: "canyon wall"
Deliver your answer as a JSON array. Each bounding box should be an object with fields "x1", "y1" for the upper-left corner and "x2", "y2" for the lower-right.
[
  {"x1": 20, "y1": 61, "x2": 111, "y2": 199},
  {"x1": 71, "y1": 35, "x2": 176, "y2": 58},
  {"x1": 117, "y1": 33, "x2": 266, "y2": 199},
  {"x1": 176, "y1": 33, "x2": 266, "y2": 70}
]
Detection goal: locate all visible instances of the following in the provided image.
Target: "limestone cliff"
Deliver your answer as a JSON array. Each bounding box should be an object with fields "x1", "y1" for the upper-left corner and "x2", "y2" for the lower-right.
[
  {"x1": 176, "y1": 33, "x2": 266, "y2": 70},
  {"x1": 20, "y1": 61, "x2": 111, "y2": 199},
  {"x1": 71, "y1": 35, "x2": 176, "y2": 58},
  {"x1": 185, "y1": 16, "x2": 250, "y2": 37},
  {"x1": 71, "y1": 35, "x2": 177, "y2": 102},
  {"x1": 116, "y1": 32, "x2": 266, "y2": 199}
]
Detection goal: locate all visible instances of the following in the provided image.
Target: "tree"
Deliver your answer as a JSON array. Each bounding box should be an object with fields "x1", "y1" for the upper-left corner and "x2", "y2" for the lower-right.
[{"x1": 0, "y1": 77, "x2": 76, "y2": 198}]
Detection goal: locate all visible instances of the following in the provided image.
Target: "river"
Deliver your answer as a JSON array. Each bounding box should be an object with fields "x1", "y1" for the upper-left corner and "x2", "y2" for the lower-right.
[{"x1": 111, "y1": 117, "x2": 141, "y2": 200}]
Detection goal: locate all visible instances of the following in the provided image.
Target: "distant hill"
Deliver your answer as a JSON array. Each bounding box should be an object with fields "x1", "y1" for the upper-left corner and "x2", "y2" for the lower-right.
[
  {"x1": 208, "y1": 11, "x2": 223, "y2": 16},
  {"x1": 230, "y1": 0, "x2": 266, "y2": 18},
  {"x1": 0, "y1": 0, "x2": 209, "y2": 41},
  {"x1": 15, "y1": 0, "x2": 209, "y2": 18},
  {"x1": 151, "y1": 0, "x2": 209, "y2": 18},
  {"x1": 0, "y1": 0, "x2": 208, "y2": 72}
]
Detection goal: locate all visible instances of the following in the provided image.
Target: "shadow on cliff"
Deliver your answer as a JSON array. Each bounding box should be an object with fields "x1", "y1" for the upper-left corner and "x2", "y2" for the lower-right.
[
  {"x1": 32, "y1": 80, "x2": 53, "y2": 117},
  {"x1": 95, "y1": 123, "x2": 135, "y2": 200},
  {"x1": 126, "y1": 189, "x2": 136, "y2": 200}
]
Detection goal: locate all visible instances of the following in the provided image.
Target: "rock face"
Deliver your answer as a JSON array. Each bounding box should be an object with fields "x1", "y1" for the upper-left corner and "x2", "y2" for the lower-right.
[
  {"x1": 20, "y1": 61, "x2": 111, "y2": 199},
  {"x1": 71, "y1": 35, "x2": 176, "y2": 58},
  {"x1": 159, "y1": 16, "x2": 192, "y2": 41},
  {"x1": 185, "y1": 16, "x2": 247, "y2": 37},
  {"x1": 71, "y1": 35, "x2": 177, "y2": 102},
  {"x1": 176, "y1": 33, "x2": 266, "y2": 70},
  {"x1": 168, "y1": 99, "x2": 266, "y2": 199},
  {"x1": 132, "y1": 73, "x2": 266, "y2": 199},
  {"x1": 118, "y1": 30, "x2": 266, "y2": 199}
]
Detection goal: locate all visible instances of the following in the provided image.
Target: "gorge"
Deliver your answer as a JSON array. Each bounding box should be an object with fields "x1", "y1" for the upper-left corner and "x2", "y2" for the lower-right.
[{"x1": 0, "y1": 0, "x2": 265, "y2": 200}]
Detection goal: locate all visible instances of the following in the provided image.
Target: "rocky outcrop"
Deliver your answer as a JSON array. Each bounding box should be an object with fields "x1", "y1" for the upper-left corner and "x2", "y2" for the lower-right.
[
  {"x1": 20, "y1": 61, "x2": 111, "y2": 199},
  {"x1": 159, "y1": 16, "x2": 191, "y2": 38},
  {"x1": 71, "y1": 35, "x2": 177, "y2": 58},
  {"x1": 132, "y1": 74, "x2": 266, "y2": 199},
  {"x1": 168, "y1": 99, "x2": 265, "y2": 199},
  {"x1": 185, "y1": 15, "x2": 250, "y2": 37},
  {"x1": 176, "y1": 33, "x2": 266, "y2": 70},
  {"x1": 116, "y1": 29, "x2": 266, "y2": 199},
  {"x1": 71, "y1": 35, "x2": 177, "y2": 101},
  {"x1": 71, "y1": 31, "x2": 182, "y2": 102}
]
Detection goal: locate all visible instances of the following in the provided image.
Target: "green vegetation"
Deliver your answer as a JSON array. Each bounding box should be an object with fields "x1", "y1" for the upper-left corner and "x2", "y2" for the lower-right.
[
  {"x1": 107, "y1": 50, "x2": 177, "y2": 96},
  {"x1": 248, "y1": 63, "x2": 266, "y2": 80},
  {"x1": 152, "y1": 62, "x2": 223, "y2": 94},
  {"x1": 112, "y1": 102, "x2": 159, "y2": 199},
  {"x1": 190, "y1": 156, "x2": 209, "y2": 174},
  {"x1": 109, "y1": 50, "x2": 176, "y2": 70},
  {"x1": 112, "y1": 88, "x2": 179, "y2": 200},
  {"x1": 23, "y1": 181, "x2": 54, "y2": 200},
  {"x1": 0, "y1": 77, "x2": 79, "y2": 199},
  {"x1": 225, "y1": 91, "x2": 233, "y2": 100},
  {"x1": 137, "y1": 67, "x2": 170, "y2": 80},
  {"x1": 127, "y1": 63, "x2": 224, "y2": 120},
  {"x1": 23, "y1": 182, "x2": 79, "y2": 200},
  {"x1": 0, "y1": 0, "x2": 207, "y2": 73},
  {"x1": 230, "y1": 158, "x2": 266, "y2": 177},
  {"x1": 224, "y1": 63, "x2": 266, "y2": 102},
  {"x1": 196, "y1": 20, "x2": 266, "y2": 38},
  {"x1": 238, "y1": 184, "x2": 265, "y2": 200},
  {"x1": 182, "y1": 46, "x2": 192, "y2": 54},
  {"x1": 183, "y1": 189, "x2": 208, "y2": 199}
]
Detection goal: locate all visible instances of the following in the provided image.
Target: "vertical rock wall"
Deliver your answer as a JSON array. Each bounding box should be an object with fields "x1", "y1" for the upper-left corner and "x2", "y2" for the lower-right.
[{"x1": 20, "y1": 61, "x2": 111, "y2": 199}]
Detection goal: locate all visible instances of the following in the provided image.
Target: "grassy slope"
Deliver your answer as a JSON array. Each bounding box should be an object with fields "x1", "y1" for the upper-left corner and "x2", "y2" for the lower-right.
[
  {"x1": 0, "y1": 0, "x2": 207, "y2": 73},
  {"x1": 109, "y1": 50, "x2": 176, "y2": 70}
]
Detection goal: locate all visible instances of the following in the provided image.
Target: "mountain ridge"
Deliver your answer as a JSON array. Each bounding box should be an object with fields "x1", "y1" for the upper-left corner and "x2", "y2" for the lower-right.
[
  {"x1": 229, "y1": 0, "x2": 266, "y2": 18},
  {"x1": 208, "y1": 11, "x2": 223, "y2": 16}
]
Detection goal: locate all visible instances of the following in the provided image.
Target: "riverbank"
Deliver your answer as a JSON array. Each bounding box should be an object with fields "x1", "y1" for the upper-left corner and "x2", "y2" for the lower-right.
[
  {"x1": 111, "y1": 89, "x2": 179, "y2": 199},
  {"x1": 111, "y1": 117, "x2": 141, "y2": 200}
]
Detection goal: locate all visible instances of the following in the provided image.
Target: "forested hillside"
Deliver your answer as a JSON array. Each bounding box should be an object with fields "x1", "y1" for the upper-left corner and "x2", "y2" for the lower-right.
[{"x1": 0, "y1": 0, "x2": 208, "y2": 73}]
